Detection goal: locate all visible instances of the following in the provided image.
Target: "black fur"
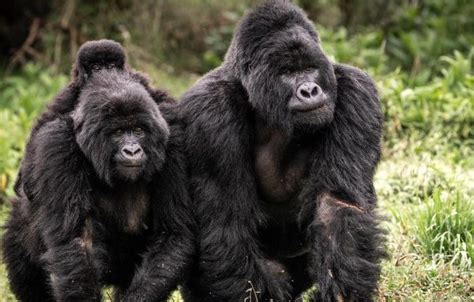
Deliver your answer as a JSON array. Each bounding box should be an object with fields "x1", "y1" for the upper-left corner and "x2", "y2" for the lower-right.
[
  {"x1": 179, "y1": 1, "x2": 386, "y2": 301},
  {"x1": 2, "y1": 41, "x2": 194, "y2": 302}
]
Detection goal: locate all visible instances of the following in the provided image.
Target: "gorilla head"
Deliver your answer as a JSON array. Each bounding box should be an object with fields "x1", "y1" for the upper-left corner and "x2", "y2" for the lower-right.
[
  {"x1": 75, "y1": 39, "x2": 126, "y2": 82},
  {"x1": 72, "y1": 70, "x2": 170, "y2": 186},
  {"x1": 226, "y1": 0, "x2": 337, "y2": 131}
]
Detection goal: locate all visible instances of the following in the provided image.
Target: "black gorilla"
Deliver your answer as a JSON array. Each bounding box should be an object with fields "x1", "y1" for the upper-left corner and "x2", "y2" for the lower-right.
[
  {"x1": 2, "y1": 41, "x2": 194, "y2": 301},
  {"x1": 179, "y1": 1, "x2": 386, "y2": 301}
]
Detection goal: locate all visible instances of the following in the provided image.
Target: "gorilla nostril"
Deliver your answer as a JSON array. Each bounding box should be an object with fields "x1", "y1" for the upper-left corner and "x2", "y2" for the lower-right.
[
  {"x1": 300, "y1": 90, "x2": 311, "y2": 99},
  {"x1": 132, "y1": 147, "x2": 143, "y2": 155},
  {"x1": 122, "y1": 148, "x2": 132, "y2": 157},
  {"x1": 301, "y1": 90, "x2": 311, "y2": 98},
  {"x1": 310, "y1": 85, "x2": 320, "y2": 97}
]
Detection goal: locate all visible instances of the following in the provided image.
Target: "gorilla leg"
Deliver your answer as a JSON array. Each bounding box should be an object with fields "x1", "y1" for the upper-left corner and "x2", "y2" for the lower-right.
[
  {"x1": 3, "y1": 212, "x2": 53, "y2": 302},
  {"x1": 310, "y1": 194, "x2": 385, "y2": 302}
]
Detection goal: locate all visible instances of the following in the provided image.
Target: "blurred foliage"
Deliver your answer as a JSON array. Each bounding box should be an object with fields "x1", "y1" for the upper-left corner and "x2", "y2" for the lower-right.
[
  {"x1": 1, "y1": 0, "x2": 473, "y2": 76},
  {"x1": 380, "y1": 49, "x2": 474, "y2": 162},
  {"x1": 0, "y1": 65, "x2": 67, "y2": 200},
  {"x1": 382, "y1": 0, "x2": 474, "y2": 85},
  {"x1": 1, "y1": 0, "x2": 259, "y2": 73}
]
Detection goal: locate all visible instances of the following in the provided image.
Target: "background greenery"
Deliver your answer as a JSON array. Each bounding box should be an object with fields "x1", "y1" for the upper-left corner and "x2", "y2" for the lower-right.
[{"x1": 0, "y1": 0, "x2": 473, "y2": 301}]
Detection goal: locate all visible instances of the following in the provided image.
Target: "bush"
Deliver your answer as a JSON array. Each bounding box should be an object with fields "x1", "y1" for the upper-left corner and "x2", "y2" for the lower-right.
[
  {"x1": 379, "y1": 49, "x2": 474, "y2": 162},
  {"x1": 383, "y1": 0, "x2": 474, "y2": 84},
  {"x1": 0, "y1": 64, "x2": 67, "y2": 200}
]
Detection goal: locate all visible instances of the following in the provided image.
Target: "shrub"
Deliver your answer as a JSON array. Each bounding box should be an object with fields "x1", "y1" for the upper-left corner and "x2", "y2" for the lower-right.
[
  {"x1": 379, "y1": 49, "x2": 474, "y2": 161},
  {"x1": 0, "y1": 64, "x2": 67, "y2": 200}
]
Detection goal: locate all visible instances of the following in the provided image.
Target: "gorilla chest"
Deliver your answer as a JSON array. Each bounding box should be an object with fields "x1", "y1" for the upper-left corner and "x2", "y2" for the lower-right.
[
  {"x1": 95, "y1": 183, "x2": 151, "y2": 234},
  {"x1": 253, "y1": 128, "x2": 313, "y2": 257},
  {"x1": 253, "y1": 134, "x2": 311, "y2": 205}
]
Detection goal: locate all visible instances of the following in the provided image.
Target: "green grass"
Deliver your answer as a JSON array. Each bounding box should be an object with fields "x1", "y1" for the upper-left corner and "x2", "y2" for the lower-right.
[
  {"x1": 0, "y1": 50, "x2": 472, "y2": 301},
  {"x1": 375, "y1": 157, "x2": 474, "y2": 300}
]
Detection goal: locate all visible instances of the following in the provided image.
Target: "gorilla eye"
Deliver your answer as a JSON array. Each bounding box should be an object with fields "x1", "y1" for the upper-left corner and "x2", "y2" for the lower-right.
[
  {"x1": 91, "y1": 64, "x2": 101, "y2": 71},
  {"x1": 107, "y1": 63, "x2": 115, "y2": 70},
  {"x1": 133, "y1": 127, "x2": 145, "y2": 137},
  {"x1": 114, "y1": 129, "x2": 123, "y2": 136}
]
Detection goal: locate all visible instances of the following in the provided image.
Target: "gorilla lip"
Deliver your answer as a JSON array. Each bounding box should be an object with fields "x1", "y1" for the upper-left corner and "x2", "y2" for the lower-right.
[
  {"x1": 291, "y1": 100, "x2": 326, "y2": 113},
  {"x1": 120, "y1": 164, "x2": 143, "y2": 168}
]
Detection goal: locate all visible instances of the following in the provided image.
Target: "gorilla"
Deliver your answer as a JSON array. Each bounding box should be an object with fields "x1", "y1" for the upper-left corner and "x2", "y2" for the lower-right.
[
  {"x1": 179, "y1": 1, "x2": 386, "y2": 301},
  {"x1": 2, "y1": 41, "x2": 194, "y2": 301}
]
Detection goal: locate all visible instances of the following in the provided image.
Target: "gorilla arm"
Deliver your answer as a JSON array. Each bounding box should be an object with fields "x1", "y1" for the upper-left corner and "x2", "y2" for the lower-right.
[
  {"x1": 309, "y1": 64, "x2": 386, "y2": 301},
  {"x1": 22, "y1": 118, "x2": 100, "y2": 301}
]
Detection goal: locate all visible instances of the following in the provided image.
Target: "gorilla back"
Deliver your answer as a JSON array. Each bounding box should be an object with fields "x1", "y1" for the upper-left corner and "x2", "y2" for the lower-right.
[
  {"x1": 2, "y1": 43, "x2": 194, "y2": 302},
  {"x1": 180, "y1": 1, "x2": 386, "y2": 301}
]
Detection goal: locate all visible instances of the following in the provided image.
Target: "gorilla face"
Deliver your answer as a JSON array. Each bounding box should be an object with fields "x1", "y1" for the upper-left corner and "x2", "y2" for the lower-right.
[
  {"x1": 111, "y1": 126, "x2": 148, "y2": 181},
  {"x1": 234, "y1": 2, "x2": 337, "y2": 131},
  {"x1": 72, "y1": 70, "x2": 170, "y2": 186},
  {"x1": 277, "y1": 32, "x2": 337, "y2": 129}
]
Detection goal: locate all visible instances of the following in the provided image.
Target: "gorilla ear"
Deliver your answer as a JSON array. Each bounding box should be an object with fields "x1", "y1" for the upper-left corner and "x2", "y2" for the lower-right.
[{"x1": 74, "y1": 39, "x2": 126, "y2": 82}]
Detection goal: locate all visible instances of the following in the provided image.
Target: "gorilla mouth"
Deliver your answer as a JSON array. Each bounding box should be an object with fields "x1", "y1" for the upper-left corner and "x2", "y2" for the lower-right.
[
  {"x1": 120, "y1": 164, "x2": 143, "y2": 168},
  {"x1": 291, "y1": 101, "x2": 326, "y2": 113},
  {"x1": 116, "y1": 163, "x2": 145, "y2": 181},
  {"x1": 294, "y1": 102, "x2": 326, "y2": 112},
  {"x1": 289, "y1": 94, "x2": 328, "y2": 113},
  {"x1": 116, "y1": 160, "x2": 146, "y2": 170}
]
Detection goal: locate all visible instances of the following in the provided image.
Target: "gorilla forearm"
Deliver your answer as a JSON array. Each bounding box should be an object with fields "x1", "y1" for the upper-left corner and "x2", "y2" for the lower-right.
[
  {"x1": 311, "y1": 194, "x2": 386, "y2": 301},
  {"x1": 122, "y1": 234, "x2": 194, "y2": 302},
  {"x1": 44, "y1": 240, "x2": 101, "y2": 301}
]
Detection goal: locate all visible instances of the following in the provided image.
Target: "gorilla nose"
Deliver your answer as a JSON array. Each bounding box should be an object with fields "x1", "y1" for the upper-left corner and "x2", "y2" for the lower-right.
[
  {"x1": 121, "y1": 144, "x2": 143, "y2": 160},
  {"x1": 296, "y1": 82, "x2": 321, "y2": 102}
]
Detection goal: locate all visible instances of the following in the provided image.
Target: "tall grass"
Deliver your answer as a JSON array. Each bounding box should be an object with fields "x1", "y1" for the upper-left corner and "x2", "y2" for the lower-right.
[{"x1": 414, "y1": 190, "x2": 473, "y2": 269}]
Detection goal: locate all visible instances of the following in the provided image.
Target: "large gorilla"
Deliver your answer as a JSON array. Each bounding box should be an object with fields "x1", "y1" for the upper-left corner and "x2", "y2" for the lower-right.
[
  {"x1": 179, "y1": 1, "x2": 386, "y2": 301},
  {"x1": 2, "y1": 41, "x2": 194, "y2": 301}
]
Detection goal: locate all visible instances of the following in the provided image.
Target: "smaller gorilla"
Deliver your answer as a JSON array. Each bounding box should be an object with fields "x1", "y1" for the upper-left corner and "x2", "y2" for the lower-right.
[{"x1": 2, "y1": 41, "x2": 194, "y2": 302}]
